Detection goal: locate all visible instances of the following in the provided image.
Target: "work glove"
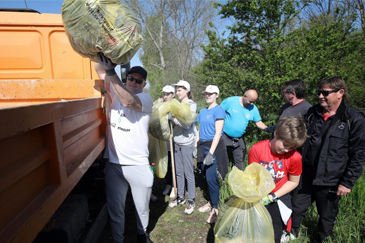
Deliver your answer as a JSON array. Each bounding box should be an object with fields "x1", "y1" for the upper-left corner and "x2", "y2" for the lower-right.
[
  {"x1": 193, "y1": 147, "x2": 198, "y2": 158},
  {"x1": 97, "y1": 52, "x2": 117, "y2": 76},
  {"x1": 265, "y1": 125, "x2": 276, "y2": 133},
  {"x1": 203, "y1": 152, "x2": 214, "y2": 166},
  {"x1": 260, "y1": 194, "x2": 274, "y2": 206}
]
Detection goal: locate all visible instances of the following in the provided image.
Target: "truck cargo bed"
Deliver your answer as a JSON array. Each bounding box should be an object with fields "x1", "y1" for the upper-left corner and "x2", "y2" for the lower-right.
[{"x1": 0, "y1": 79, "x2": 106, "y2": 243}]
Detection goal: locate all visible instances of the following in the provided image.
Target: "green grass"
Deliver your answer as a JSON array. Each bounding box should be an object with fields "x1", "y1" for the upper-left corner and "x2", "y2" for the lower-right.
[
  {"x1": 280, "y1": 174, "x2": 365, "y2": 243},
  {"x1": 98, "y1": 153, "x2": 365, "y2": 243}
]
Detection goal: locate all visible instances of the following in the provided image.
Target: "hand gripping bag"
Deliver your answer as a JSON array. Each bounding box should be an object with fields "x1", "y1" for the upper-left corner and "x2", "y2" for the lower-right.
[
  {"x1": 149, "y1": 99, "x2": 197, "y2": 141},
  {"x1": 214, "y1": 164, "x2": 275, "y2": 243},
  {"x1": 62, "y1": 0, "x2": 143, "y2": 64}
]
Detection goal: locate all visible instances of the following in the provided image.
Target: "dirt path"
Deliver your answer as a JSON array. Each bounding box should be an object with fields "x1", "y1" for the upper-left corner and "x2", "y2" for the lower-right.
[{"x1": 98, "y1": 176, "x2": 216, "y2": 243}]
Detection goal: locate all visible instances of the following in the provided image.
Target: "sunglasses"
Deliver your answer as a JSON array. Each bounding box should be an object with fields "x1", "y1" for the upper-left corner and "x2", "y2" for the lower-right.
[
  {"x1": 127, "y1": 75, "x2": 144, "y2": 84},
  {"x1": 315, "y1": 89, "x2": 341, "y2": 97}
]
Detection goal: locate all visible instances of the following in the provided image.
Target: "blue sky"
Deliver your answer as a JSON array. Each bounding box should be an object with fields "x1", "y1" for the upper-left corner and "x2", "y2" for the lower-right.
[{"x1": 0, "y1": 0, "x2": 142, "y2": 67}]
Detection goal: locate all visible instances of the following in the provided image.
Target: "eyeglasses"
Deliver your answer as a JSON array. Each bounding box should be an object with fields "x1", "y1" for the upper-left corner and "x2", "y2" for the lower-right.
[
  {"x1": 315, "y1": 89, "x2": 341, "y2": 97},
  {"x1": 127, "y1": 75, "x2": 144, "y2": 84}
]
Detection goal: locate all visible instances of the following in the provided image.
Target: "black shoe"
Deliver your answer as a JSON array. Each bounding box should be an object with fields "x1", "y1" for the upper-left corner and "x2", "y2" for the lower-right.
[{"x1": 137, "y1": 233, "x2": 154, "y2": 243}]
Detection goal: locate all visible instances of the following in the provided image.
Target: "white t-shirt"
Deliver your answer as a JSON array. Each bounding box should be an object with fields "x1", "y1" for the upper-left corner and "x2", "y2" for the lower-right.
[{"x1": 106, "y1": 92, "x2": 153, "y2": 165}]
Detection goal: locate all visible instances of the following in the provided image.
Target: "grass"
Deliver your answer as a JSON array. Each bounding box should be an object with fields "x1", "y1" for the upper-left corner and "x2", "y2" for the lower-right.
[
  {"x1": 98, "y1": 164, "x2": 365, "y2": 243},
  {"x1": 292, "y1": 174, "x2": 365, "y2": 243}
]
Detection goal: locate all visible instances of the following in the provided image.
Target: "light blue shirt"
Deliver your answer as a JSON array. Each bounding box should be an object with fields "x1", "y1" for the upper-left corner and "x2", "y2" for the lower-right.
[{"x1": 221, "y1": 96, "x2": 261, "y2": 138}]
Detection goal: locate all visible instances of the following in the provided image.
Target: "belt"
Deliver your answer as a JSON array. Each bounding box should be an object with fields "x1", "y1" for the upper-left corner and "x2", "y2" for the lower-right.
[{"x1": 224, "y1": 132, "x2": 243, "y2": 148}]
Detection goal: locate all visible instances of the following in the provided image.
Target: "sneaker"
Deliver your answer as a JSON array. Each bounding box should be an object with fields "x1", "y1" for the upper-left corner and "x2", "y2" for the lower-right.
[
  {"x1": 185, "y1": 200, "x2": 195, "y2": 214},
  {"x1": 150, "y1": 194, "x2": 158, "y2": 202},
  {"x1": 137, "y1": 233, "x2": 154, "y2": 243},
  {"x1": 198, "y1": 202, "x2": 212, "y2": 213},
  {"x1": 169, "y1": 188, "x2": 176, "y2": 198},
  {"x1": 280, "y1": 233, "x2": 289, "y2": 243},
  {"x1": 289, "y1": 233, "x2": 296, "y2": 240},
  {"x1": 280, "y1": 231, "x2": 296, "y2": 243},
  {"x1": 162, "y1": 185, "x2": 172, "y2": 195},
  {"x1": 206, "y1": 208, "x2": 218, "y2": 224},
  {"x1": 291, "y1": 228, "x2": 299, "y2": 238},
  {"x1": 168, "y1": 196, "x2": 186, "y2": 208}
]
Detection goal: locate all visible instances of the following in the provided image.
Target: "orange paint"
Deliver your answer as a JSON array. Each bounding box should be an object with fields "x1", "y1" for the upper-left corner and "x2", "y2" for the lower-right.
[{"x1": 0, "y1": 11, "x2": 106, "y2": 243}]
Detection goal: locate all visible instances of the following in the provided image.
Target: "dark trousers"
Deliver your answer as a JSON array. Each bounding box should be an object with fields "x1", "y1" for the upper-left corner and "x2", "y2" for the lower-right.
[
  {"x1": 291, "y1": 171, "x2": 340, "y2": 243},
  {"x1": 222, "y1": 133, "x2": 246, "y2": 171},
  {"x1": 201, "y1": 145, "x2": 220, "y2": 209},
  {"x1": 165, "y1": 152, "x2": 173, "y2": 186},
  {"x1": 266, "y1": 194, "x2": 292, "y2": 243}
]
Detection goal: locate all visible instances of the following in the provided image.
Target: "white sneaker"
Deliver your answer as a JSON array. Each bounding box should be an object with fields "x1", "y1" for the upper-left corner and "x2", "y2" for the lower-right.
[
  {"x1": 289, "y1": 233, "x2": 296, "y2": 240},
  {"x1": 184, "y1": 200, "x2": 195, "y2": 215},
  {"x1": 162, "y1": 185, "x2": 171, "y2": 195},
  {"x1": 169, "y1": 189, "x2": 176, "y2": 198},
  {"x1": 280, "y1": 231, "x2": 296, "y2": 243},
  {"x1": 168, "y1": 197, "x2": 186, "y2": 208},
  {"x1": 280, "y1": 233, "x2": 289, "y2": 243}
]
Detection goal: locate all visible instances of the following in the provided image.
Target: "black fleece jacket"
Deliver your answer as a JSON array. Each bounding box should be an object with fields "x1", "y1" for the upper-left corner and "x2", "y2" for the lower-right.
[{"x1": 301, "y1": 101, "x2": 365, "y2": 189}]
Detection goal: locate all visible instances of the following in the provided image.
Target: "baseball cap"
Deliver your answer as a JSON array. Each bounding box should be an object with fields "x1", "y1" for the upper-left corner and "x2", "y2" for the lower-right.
[
  {"x1": 172, "y1": 80, "x2": 190, "y2": 91},
  {"x1": 161, "y1": 85, "x2": 175, "y2": 94},
  {"x1": 128, "y1": 66, "x2": 147, "y2": 81},
  {"x1": 202, "y1": 85, "x2": 219, "y2": 95}
]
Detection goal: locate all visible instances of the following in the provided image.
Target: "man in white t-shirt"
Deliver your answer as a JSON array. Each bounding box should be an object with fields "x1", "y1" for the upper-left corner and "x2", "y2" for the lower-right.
[{"x1": 95, "y1": 53, "x2": 154, "y2": 243}]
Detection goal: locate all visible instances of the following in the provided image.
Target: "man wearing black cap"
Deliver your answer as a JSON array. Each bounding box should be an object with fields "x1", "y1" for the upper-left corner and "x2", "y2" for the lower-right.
[{"x1": 95, "y1": 53, "x2": 154, "y2": 243}]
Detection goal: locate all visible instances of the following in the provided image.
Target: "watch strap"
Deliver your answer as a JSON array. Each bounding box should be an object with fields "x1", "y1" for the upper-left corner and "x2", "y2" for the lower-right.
[{"x1": 270, "y1": 193, "x2": 279, "y2": 202}]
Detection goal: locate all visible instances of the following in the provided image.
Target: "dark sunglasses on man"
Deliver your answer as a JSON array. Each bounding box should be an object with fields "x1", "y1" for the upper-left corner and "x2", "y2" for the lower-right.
[
  {"x1": 127, "y1": 75, "x2": 144, "y2": 84},
  {"x1": 315, "y1": 89, "x2": 342, "y2": 97}
]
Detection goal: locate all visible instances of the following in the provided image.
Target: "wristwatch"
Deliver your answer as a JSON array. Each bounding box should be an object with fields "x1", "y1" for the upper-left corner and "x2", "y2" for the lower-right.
[{"x1": 269, "y1": 193, "x2": 279, "y2": 202}]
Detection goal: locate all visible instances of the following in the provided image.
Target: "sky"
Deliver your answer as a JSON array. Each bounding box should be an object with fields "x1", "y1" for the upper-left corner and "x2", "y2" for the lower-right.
[{"x1": 0, "y1": 0, "x2": 143, "y2": 68}]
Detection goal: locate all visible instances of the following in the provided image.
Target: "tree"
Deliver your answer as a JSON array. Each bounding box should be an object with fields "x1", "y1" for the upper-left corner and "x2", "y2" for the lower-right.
[
  {"x1": 196, "y1": 0, "x2": 365, "y2": 143},
  {"x1": 196, "y1": 0, "x2": 304, "y2": 142},
  {"x1": 124, "y1": 0, "x2": 218, "y2": 100}
]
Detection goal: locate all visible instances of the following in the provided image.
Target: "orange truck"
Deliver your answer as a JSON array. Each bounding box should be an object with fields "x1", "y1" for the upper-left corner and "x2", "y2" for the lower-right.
[{"x1": 0, "y1": 10, "x2": 107, "y2": 243}]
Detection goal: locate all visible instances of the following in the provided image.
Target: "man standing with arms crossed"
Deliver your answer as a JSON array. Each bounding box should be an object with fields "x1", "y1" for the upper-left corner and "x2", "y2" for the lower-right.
[
  {"x1": 291, "y1": 76, "x2": 365, "y2": 243},
  {"x1": 95, "y1": 53, "x2": 154, "y2": 243},
  {"x1": 221, "y1": 89, "x2": 270, "y2": 171}
]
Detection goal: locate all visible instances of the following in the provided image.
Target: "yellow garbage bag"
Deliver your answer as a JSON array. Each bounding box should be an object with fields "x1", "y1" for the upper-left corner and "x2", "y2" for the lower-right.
[
  {"x1": 214, "y1": 164, "x2": 275, "y2": 243},
  {"x1": 62, "y1": 0, "x2": 143, "y2": 65},
  {"x1": 148, "y1": 133, "x2": 168, "y2": 178},
  {"x1": 149, "y1": 99, "x2": 197, "y2": 141}
]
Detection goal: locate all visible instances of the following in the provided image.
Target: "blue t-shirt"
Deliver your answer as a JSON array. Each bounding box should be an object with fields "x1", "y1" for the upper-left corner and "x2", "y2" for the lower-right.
[
  {"x1": 196, "y1": 105, "x2": 226, "y2": 142},
  {"x1": 221, "y1": 96, "x2": 261, "y2": 138}
]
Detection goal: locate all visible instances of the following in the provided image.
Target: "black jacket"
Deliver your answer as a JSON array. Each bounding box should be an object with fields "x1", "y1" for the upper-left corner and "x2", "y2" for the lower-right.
[
  {"x1": 197, "y1": 138, "x2": 229, "y2": 180},
  {"x1": 301, "y1": 101, "x2": 365, "y2": 189}
]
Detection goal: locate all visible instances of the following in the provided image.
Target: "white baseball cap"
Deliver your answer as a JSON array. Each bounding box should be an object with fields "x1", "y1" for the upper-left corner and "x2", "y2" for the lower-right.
[
  {"x1": 161, "y1": 85, "x2": 175, "y2": 94},
  {"x1": 202, "y1": 85, "x2": 219, "y2": 95},
  {"x1": 172, "y1": 80, "x2": 190, "y2": 91}
]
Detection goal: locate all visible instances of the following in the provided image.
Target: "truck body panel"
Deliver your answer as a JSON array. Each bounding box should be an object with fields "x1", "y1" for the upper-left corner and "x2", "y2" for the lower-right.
[{"x1": 0, "y1": 12, "x2": 106, "y2": 243}]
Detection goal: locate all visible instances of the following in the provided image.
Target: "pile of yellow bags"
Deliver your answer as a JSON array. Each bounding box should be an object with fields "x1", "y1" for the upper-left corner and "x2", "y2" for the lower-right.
[
  {"x1": 215, "y1": 164, "x2": 276, "y2": 243},
  {"x1": 62, "y1": 0, "x2": 143, "y2": 64}
]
